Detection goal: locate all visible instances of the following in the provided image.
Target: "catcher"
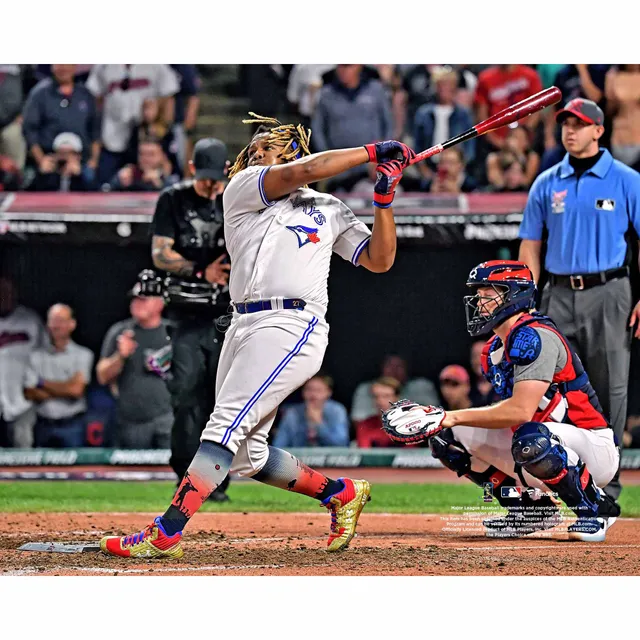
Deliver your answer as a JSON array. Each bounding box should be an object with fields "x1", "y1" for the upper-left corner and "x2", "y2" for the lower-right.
[{"x1": 382, "y1": 260, "x2": 620, "y2": 541}]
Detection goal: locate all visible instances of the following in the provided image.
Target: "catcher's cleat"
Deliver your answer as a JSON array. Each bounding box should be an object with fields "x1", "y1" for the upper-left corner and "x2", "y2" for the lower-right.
[
  {"x1": 322, "y1": 478, "x2": 371, "y2": 552},
  {"x1": 100, "y1": 516, "x2": 184, "y2": 559},
  {"x1": 484, "y1": 505, "x2": 562, "y2": 538},
  {"x1": 567, "y1": 516, "x2": 616, "y2": 542}
]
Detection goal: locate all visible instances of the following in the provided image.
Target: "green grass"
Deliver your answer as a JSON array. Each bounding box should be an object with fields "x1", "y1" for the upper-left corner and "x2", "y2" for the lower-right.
[{"x1": 2, "y1": 482, "x2": 640, "y2": 516}]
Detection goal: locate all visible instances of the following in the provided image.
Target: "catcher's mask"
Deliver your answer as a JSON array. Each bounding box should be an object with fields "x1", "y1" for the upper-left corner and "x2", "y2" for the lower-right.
[{"x1": 463, "y1": 260, "x2": 537, "y2": 336}]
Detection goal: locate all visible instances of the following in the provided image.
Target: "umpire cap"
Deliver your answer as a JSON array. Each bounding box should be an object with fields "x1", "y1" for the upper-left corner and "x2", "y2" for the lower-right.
[
  {"x1": 192, "y1": 138, "x2": 228, "y2": 181},
  {"x1": 556, "y1": 98, "x2": 604, "y2": 126}
]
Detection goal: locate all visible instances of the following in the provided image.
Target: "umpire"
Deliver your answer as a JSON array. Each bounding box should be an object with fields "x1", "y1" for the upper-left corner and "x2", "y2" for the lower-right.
[
  {"x1": 150, "y1": 138, "x2": 232, "y2": 501},
  {"x1": 519, "y1": 98, "x2": 640, "y2": 502}
]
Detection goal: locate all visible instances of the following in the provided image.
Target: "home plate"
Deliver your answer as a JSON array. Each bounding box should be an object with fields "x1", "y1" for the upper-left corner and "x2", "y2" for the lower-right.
[{"x1": 18, "y1": 542, "x2": 102, "y2": 553}]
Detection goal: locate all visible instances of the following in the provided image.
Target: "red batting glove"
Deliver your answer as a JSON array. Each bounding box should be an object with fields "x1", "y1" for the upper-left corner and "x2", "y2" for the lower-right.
[{"x1": 373, "y1": 160, "x2": 403, "y2": 208}]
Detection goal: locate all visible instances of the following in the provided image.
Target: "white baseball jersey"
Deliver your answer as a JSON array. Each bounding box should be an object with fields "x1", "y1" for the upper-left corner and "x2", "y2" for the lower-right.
[
  {"x1": 201, "y1": 165, "x2": 372, "y2": 469},
  {"x1": 222, "y1": 165, "x2": 372, "y2": 313},
  {"x1": 0, "y1": 306, "x2": 45, "y2": 421}
]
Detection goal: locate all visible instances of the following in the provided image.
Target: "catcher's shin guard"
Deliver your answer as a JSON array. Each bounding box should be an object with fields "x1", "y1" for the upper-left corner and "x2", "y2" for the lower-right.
[
  {"x1": 430, "y1": 430, "x2": 561, "y2": 537},
  {"x1": 511, "y1": 422, "x2": 610, "y2": 525}
]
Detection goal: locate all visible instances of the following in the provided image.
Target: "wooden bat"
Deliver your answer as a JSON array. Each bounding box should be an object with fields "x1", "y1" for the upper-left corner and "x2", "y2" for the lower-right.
[{"x1": 409, "y1": 86, "x2": 562, "y2": 165}]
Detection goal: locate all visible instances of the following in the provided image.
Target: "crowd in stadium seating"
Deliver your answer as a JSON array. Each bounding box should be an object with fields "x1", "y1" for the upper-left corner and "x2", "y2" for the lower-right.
[
  {"x1": 2, "y1": 64, "x2": 639, "y2": 195},
  {"x1": 236, "y1": 63, "x2": 640, "y2": 192},
  {"x1": 0, "y1": 64, "x2": 199, "y2": 193},
  {"x1": 0, "y1": 270, "x2": 506, "y2": 450}
]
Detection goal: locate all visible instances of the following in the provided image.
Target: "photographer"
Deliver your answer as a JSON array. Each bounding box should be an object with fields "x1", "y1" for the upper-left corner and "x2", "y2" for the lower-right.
[
  {"x1": 150, "y1": 137, "x2": 231, "y2": 501},
  {"x1": 27, "y1": 132, "x2": 95, "y2": 192},
  {"x1": 424, "y1": 147, "x2": 477, "y2": 194}
]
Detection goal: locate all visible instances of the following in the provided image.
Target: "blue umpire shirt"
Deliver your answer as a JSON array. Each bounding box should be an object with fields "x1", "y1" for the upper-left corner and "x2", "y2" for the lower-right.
[{"x1": 519, "y1": 149, "x2": 640, "y2": 275}]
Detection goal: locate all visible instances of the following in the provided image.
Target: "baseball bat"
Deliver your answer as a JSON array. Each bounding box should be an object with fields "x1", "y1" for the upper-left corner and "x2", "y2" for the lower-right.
[{"x1": 409, "y1": 86, "x2": 562, "y2": 165}]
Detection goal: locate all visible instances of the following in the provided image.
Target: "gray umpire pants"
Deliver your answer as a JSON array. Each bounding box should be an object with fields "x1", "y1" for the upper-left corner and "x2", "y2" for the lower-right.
[{"x1": 540, "y1": 276, "x2": 631, "y2": 500}]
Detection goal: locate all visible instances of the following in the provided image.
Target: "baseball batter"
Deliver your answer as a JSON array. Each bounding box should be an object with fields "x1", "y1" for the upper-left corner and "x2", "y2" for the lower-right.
[
  {"x1": 383, "y1": 261, "x2": 620, "y2": 542},
  {"x1": 101, "y1": 113, "x2": 414, "y2": 558}
]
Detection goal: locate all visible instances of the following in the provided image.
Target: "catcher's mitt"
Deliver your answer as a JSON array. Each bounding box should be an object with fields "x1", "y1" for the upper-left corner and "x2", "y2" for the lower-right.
[{"x1": 381, "y1": 399, "x2": 446, "y2": 444}]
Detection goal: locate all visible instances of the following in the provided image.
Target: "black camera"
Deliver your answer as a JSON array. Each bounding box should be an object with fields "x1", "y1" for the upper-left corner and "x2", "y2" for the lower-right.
[{"x1": 134, "y1": 269, "x2": 165, "y2": 297}]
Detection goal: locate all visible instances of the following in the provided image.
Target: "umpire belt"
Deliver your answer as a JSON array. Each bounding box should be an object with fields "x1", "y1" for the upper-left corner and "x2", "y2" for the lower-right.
[
  {"x1": 232, "y1": 298, "x2": 306, "y2": 314},
  {"x1": 548, "y1": 266, "x2": 629, "y2": 291}
]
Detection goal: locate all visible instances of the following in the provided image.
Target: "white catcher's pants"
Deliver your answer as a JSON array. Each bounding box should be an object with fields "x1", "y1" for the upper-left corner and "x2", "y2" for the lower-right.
[
  {"x1": 451, "y1": 422, "x2": 619, "y2": 491},
  {"x1": 202, "y1": 306, "x2": 328, "y2": 477}
]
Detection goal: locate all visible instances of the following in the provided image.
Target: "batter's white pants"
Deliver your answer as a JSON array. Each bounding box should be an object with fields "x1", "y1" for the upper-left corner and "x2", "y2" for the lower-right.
[
  {"x1": 451, "y1": 422, "x2": 619, "y2": 491},
  {"x1": 201, "y1": 307, "x2": 328, "y2": 477}
]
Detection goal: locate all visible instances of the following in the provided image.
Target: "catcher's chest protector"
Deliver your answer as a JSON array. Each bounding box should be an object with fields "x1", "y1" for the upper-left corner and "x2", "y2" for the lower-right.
[{"x1": 480, "y1": 313, "x2": 607, "y2": 429}]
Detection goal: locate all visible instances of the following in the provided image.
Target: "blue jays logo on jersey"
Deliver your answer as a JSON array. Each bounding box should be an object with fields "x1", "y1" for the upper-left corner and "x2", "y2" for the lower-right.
[{"x1": 286, "y1": 225, "x2": 321, "y2": 248}]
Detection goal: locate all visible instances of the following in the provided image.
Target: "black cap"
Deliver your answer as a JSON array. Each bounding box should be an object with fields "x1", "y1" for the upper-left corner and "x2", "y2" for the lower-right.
[
  {"x1": 192, "y1": 138, "x2": 228, "y2": 181},
  {"x1": 556, "y1": 98, "x2": 604, "y2": 126}
]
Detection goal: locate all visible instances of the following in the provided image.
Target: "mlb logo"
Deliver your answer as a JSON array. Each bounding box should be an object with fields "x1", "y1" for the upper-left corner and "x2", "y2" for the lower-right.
[
  {"x1": 596, "y1": 199, "x2": 616, "y2": 211},
  {"x1": 501, "y1": 486, "x2": 522, "y2": 499},
  {"x1": 552, "y1": 190, "x2": 567, "y2": 214}
]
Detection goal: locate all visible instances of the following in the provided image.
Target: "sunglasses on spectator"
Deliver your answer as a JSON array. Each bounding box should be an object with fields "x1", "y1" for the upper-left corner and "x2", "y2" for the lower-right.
[{"x1": 440, "y1": 379, "x2": 463, "y2": 387}]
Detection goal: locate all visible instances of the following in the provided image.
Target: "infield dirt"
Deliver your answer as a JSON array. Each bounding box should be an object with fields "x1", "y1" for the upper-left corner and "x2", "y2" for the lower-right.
[{"x1": 1, "y1": 511, "x2": 639, "y2": 576}]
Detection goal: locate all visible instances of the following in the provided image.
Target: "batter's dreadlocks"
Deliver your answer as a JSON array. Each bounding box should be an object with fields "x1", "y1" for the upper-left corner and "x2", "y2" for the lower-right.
[{"x1": 229, "y1": 112, "x2": 312, "y2": 179}]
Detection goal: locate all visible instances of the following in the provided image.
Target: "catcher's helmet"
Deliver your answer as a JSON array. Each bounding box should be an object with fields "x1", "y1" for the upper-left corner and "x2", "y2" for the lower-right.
[{"x1": 464, "y1": 260, "x2": 536, "y2": 336}]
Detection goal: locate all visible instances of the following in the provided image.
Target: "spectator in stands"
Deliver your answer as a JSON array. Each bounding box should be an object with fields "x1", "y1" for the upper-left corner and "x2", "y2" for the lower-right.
[
  {"x1": 170, "y1": 65, "x2": 201, "y2": 174},
  {"x1": 23, "y1": 304, "x2": 93, "y2": 448},
  {"x1": 605, "y1": 65, "x2": 640, "y2": 171},
  {"x1": 474, "y1": 64, "x2": 543, "y2": 152},
  {"x1": 542, "y1": 64, "x2": 611, "y2": 172},
  {"x1": 108, "y1": 137, "x2": 178, "y2": 192},
  {"x1": 128, "y1": 97, "x2": 179, "y2": 176},
  {"x1": 423, "y1": 147, "x2": 477, "y2": 194},
  {"x1": 27, "y1": 132, "x2": 95, "y2": 192},
  {"x1": 397, "y1": 64, "x2": 437, "y2": 138},
  {"x1": 438, "y1": 364, "x2": 473, "y2": 411},
  {"x1": 240, "y1": 65, "x2": 291, "y2": 126},
  {"x1": 86, "y1": 64, "x2": 180, "y2": 184},
  {"x1": 0, "y1": 276, "x2": 45, "y2": 448},
  {"x1": 34, "y1": 65, "x2": 94, "y2": 85},
  {"x1": 413, "y1": 67, "x2": 475, "y2": 187},
  {"x1": 287, "y1": 64, "x2": 335, "y2": 128},
  {"x1": 537, "y1": 64, "x2": 566, "y2": 90},
  {"x1": 312, "y1": 64, "x2": 392, "y2": 192},
  {"x1": 22, "y1": 64, "x2": 101, "y2": 180},
  {"x1": 0, "y1": 65, "x2": 26, "y2": 170},
  {"x1": 486, "y1": 125, "x2": 539, "y2": 190},
  {"x1": 96, "y1": 282, "x2": 173, "y2": 449},
  {"x1": 351, "y1": 354, "x2": 439, "y2": 422},
  {"x1": 354, "y1": 376, "x2": 402, "y2": 448},
  {"x1": 272, "y1": 374, "x2": 350, "y2": 448},
  {"x1": 469, "y1": 340, "x2": 499, "y2": 407},
  {"x1": 452, "y1": 65, "x2": 478, "y2": 110},
  {"x1": 0, "y1": 154, "x2": 21, "y2": 191}
]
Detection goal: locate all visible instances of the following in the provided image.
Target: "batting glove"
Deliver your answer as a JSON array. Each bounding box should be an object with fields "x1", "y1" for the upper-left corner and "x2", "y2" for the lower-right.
[
  {"x1": 373, "y1": 160, "x2": 404, "y2": 208},
  {"x1": 364, "y1": 140, "x2": 415, "y2": 166}
]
